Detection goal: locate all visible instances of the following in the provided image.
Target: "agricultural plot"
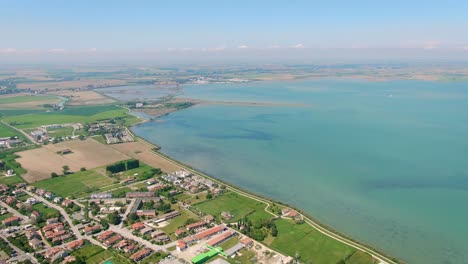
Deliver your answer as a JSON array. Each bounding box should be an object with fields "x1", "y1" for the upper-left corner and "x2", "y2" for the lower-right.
[
  {"x1": 16, "y1": 138, "x2": 130, "y2": 182},
  {"x1": 3, "y1": 105, "x2": 139, "y2": 129},
  {"x1": 0, "y1": 95, "x2": 59, "y2": 110},
  {"x1": 194, "y1": 191, "x2": 272, "y2": 223},
  {"x1": 108, "y1": 141, "x2": 181, "y2": 173},
  {"x1": 33, "y1": 169, "x2": 115, "y2": 197},
  {"x1": 53, "y1": 90, "x2": 116, "y2": 105}
]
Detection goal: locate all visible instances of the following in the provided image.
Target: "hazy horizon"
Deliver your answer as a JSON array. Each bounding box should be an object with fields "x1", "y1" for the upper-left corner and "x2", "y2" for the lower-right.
[{"x1": 1, "y1": 0, "x2": 468, "y2": 64}]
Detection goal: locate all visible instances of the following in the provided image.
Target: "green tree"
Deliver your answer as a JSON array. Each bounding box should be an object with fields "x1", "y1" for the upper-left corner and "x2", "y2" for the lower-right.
[
  {"x1": 107, "y1": 212, "x2": 121, "y2": 225},
  {"x1": 62, "y1": 165, "x2": 70, "y2": 175}
]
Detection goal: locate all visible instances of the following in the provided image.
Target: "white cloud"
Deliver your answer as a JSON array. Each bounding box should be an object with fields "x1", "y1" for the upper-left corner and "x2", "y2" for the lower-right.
[
  {"x1": 237, "y1": 45, "x2": 249, "y2": 49},
  {"x1": 422, "y1": 41, "x2": 439, "y2": 50},
  {"x1": 290, "y1": 43, "x2": 305, "y2": 49},
  {"x1": 0, "y1": 48, "x2": 17, "y2": 54},
  {"x1": 48, "y1": 48, "x2": 66, "y2": 53},
  {"x1": 266, "y1": 45, "x2": 281, "y2": 49}
]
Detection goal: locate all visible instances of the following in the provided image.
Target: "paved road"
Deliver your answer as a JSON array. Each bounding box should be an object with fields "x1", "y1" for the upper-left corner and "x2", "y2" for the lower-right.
[
  {"x1": 0, "y1": 201, "x2": 30, "y2": 223},
  {"x1": 0, "y1": 120, "x2": 38, "y2": 145},
  {"x1": 119, "y1": 199, "x2": 136, "y2": 228},
  {"x1": 25, "y1": 191, "x2": 106, "y2": 249},
  {"x1": 25, "y1": 191, "x2": 82, "y2": 239},
  {"x1": 0, "y1": 233, "x2": 39, "y2": 264}
]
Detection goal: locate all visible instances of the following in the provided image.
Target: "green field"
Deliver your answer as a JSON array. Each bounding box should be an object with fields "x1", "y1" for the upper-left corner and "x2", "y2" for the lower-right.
[
  {"x1": 46, "y1": 126, "x2": 74, "y2": 137},
  {"x1": 347, "y1": 251, "x2": 377, "y2": 264},
  {"x1": 33, "y1": 169, "x2": 114, "y2": 197},
  {"x1": 72, "y1": 244, "x2": 131, "y2": 264},
  {"x1": 194, "y1": 191, "x2": 272, "y2": 222},
  {"x1": 0, "y1": 95, "x2": 58, "y2": 104},
  {"x1": 0, "y1": 122, "x2": 20, "y2": 138},
  {"x1": 269, "y1": 219, "x2": 374, "y2": 264},
  {"x1": 160, "y1": 206, "x2": 199, "y2": 236},
  {"x1": 0, "y1": 122, "x2": 28, "y2": 143},
  {"x1": 3, "y1": 105, "x2": 139, "y2": 129},
  {"x1": 219, "y1": 236, "x2": 239, "y2": 250},
  {"x1": 0, "y1": 175, "x2": 24, "y2": 186}
]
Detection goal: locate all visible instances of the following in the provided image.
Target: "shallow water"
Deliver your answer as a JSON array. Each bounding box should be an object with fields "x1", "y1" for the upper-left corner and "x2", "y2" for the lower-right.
[{"x1": 130, "y1": 79, "x2": 468, "y2": 263}]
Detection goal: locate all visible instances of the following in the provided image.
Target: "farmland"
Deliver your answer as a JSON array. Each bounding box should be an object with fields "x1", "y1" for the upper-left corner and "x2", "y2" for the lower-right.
[
  {"x1": 3, "y1": 105, "x2": 139, "y2": 129},
  {"x1": 0, "y1": 95, "x2": 59, "y2": 105},
  {"x1": 16, "y1": 138, "x2": 130, "y2": 182},
  {"x1": 194, "y1": 191, "x2": 272, "y2": 222},
  {"x1": 108, "y1": 141, "x2": 182, "y2": 173},
  {"x1": 52, "y1": 90, "x2": 116, "y2": 105},
  {"x1": 33, "y1": 169, "x2": 115, "y2": 197}
]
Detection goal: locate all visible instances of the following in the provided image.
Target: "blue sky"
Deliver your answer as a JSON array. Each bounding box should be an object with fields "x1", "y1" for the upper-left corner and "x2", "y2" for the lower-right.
[{"x1": 1, "y1": 0, "x2": 467, "y2": 62}]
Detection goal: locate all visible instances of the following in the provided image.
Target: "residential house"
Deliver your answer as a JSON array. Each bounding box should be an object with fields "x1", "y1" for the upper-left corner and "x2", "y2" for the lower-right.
[
  {"x1": 3, "y1": 216, "x2": 21, "y2": 226},
  {"x1": 186, "y1": 221, "x2": 207, "y2": 231},
  {"x1": 206, "y1": 231, "x2": 234, "y2": 247},
  {"x1": 62, "y1": 199, "x2": 74, "y2": 208},
  {"x1": 53, "y1": 197, "x2": 63, "y2": 204},
  {"x1": 29, "y1": 238, "x2": 43, "y2": 249},
  {"x1": 140, "y1": 227, "x2": 153, "y2": 235},
  {"x1": 130, "y1": 248, "x2": 152, "y2": 262},
  {"x1": 240, "y1": 237, "x2": 253, "y2": 247},
  {"x1": 83, "y1": 225, "x2": 101, "y2": 235},
  {"x1": 47, "y1": 218, "x2": 59, "y2": 225},
  {"x1": 131, "y1": 222, "x2": 146, "y2": 231},
  {"x1": 136, "y1": 210, "x2": 156, "y2": 217},
  {"x1": 31, "y1": 210, "x2": 41, "y2": 219},
  {"x1": 104, "y1": 235, "x2": 122, "y2": 246},
  {"x1": 97, "y1": 230, "x2": 114, "y2": 241},
  {"x1": 67, "y1": 239, "x2": 84, "y2": 251}
]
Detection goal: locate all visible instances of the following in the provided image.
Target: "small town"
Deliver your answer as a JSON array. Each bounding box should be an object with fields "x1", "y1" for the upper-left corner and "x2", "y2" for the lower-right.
[{"x1": 0, "y1": 164, "x2": 297, "y2": 264}]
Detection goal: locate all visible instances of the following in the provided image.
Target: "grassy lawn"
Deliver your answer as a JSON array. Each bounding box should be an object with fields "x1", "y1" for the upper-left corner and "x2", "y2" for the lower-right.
[
  {"x1": 0, "y1": 213, "x2": 13, "y2": 222},
  {"x1": 3, "y1": 105, "x2": 138, "y2": 129},
  {"x1": 33, "y1": 169, "x2": 114, "y2": 197},
  {"x1": 194, "y1": 192, "x2": 272, "y2": 223},
  {"x1": 0, "y1": 175, "x2": 24, "y2": 186},
  {"x1": 114, "y1": 164, "x2": 155, "y2": 181},
  {"x1": 46, "y1": 126, "x2": 74, "y2": 137},
  {"x1": 72, "y1": 244, "x2": 131, "y2": 264},
  {"x1": 160, "y1": 206, "x2": 199, "y2": 236},
  {"x1": 346, "y1": 251, "x2": 377, "y2": 264},
  {"x1": 32, "y1": 203, "x2": 60, "y2": 219},
  {"x1": 269, "y1": 219, "x2": 374, "y2": 264},
  {"x1": 227, "y1": 249, "x2": 257, "y2": 264},
  {"x1": 219, "y1": 236, "x2": 239, "y2": 250},
  {"x1": 0, "y1": 122, "x2": 20, "y2": 138},
  {"x1": 140, "y1": 252, "x2": 169, "y2": 264}
]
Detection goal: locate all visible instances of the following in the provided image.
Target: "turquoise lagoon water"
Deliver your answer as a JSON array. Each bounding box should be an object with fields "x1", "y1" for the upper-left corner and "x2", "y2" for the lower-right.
[{"x1": 129, "y1": 79, "x2": 468, "y2": 263}]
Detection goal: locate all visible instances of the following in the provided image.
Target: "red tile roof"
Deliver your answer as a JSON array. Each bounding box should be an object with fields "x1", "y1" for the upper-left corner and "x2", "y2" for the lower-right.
[{"x1": 194, "y1": 225, "x2": 225, "y2": 240}]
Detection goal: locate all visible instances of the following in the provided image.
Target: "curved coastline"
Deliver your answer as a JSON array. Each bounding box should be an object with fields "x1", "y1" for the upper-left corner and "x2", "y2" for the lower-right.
[{"x1": 127, "y1": 123, "x2": 400, "y2": 264}]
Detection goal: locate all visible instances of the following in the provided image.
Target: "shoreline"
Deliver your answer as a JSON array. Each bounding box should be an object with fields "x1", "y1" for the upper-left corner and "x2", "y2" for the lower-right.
[{"x1": 127, "y1": 126, "x2": 400, "y2": 264}]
